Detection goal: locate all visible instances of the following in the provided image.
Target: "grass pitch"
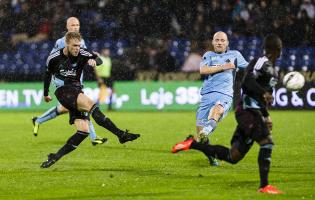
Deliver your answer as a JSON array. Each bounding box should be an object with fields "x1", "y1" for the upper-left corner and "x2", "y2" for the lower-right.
[{"x1": 0, "y1": 110, "x2": 314, "y2": 200}]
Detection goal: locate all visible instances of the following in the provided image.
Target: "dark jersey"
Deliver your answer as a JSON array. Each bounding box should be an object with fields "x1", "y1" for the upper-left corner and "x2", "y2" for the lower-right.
[
  {"x1": 241, "y1": 56, "x2": 278, "y2": 116},
  {"x1": 43, "y1": 48, "x2": 99, "y2": 96}
]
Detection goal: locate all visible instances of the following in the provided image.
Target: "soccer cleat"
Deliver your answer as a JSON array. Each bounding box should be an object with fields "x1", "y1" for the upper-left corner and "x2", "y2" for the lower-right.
[
  {"x1": 208, "y1": 156, "x2": 219, "y2": 166},
  {"x1": 258, "y1": 185, "x2": 283, "y2": 194},
  {"x1": 32, "y1": 117, "x2": 39, "y2": 136},
  {"x1": 118, "y1": 130, "x2": 140, "y2": 144},
  {"x1": 172, "y1": 138, "x2": 194, "y2": 153},
  {"x1": 40, "y1": 153, "x2": 58, "y2": 168},
  {"x1": 91, "y1": 137, "x2": 108, "y2": 146}
]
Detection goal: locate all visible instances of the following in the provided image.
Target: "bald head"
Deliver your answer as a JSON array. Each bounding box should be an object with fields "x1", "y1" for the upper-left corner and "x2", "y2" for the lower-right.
[
  {"x1": 66, "y1": 17, "x2": 80, "y2": 32},
  {"x1": 212, "y1": 31, "x2": 229, "y2": 53}
]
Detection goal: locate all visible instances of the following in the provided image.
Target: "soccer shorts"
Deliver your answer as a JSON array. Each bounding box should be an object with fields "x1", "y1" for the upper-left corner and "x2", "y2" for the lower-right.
[
  {"x1": 231, "y1": 103, "x2": 271, "y2": 154},
  {"x1": 196, "y1": 92, "x2": 232, "y2": 127},
  {"x1": 55, "y1": 85, "x2": 89, "y2": 124}
]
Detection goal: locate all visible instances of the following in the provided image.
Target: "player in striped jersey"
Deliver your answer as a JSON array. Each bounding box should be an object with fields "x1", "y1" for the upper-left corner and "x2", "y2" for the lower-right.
[
  {"x1": 32, "y1": 17, "x2": 107, "y2": 145},
  {"x1": 40, "y1": 32, "x2": 140, "y2": 168}
]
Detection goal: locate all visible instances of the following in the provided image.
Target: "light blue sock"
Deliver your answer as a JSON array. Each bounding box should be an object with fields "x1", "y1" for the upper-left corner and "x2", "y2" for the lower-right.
[
  {"x1": 89, "y1": 121, "x2": 97, "y2": 140},
  {"x1": 202, "y1": 118, "x2": 218, "y2": 136},
  {"x1": 36, "y1": 106, "x2": 59, "y2": 124}
]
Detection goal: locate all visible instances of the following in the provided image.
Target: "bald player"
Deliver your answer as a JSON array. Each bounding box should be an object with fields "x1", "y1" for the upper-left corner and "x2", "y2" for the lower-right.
[
  {"x1": 32, "y1": 17, "x2": 107, "y2": 145},
  {"x1": 172, "y1": 32, "x2": 248, "y2": 166}
]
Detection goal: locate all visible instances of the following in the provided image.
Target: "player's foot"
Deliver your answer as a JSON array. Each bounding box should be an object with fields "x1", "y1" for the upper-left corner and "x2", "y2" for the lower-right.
[
  {"x1": 118, "y1": 130, "x2": 140, "y2": 144},
  {"x1": 40, "y1": 153, "x2": 58, "y2": 168},
  {"x1": 258, "y1": 185, "x2": 283, "y2": 194},
  {"x1": 91, "y1": 136, "x2": 108, "y2": 146},
  {"x1": 172, "y1": 137, "x2": 194, "y2": 153},
  {"x1": 32, "y1": 117, "x2": 39, "y2": 137},
  {"x1": 208, "y1": 156, "x2": 219, "y2": 166}
]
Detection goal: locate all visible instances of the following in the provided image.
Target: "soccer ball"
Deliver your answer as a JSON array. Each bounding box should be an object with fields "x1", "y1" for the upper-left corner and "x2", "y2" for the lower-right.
[{"x1": 283, "y1": 71, "x2": 305, "y2": 91}]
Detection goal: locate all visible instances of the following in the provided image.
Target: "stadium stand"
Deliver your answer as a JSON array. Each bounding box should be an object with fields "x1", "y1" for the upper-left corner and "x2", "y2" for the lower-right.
[{"x1": 0, "y1": 0, "x2": 314, "y2": 81}]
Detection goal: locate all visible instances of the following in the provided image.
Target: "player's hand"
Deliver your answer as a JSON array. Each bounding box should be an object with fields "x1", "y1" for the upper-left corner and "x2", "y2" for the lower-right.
[
  {"x1": 222, "y1": 63, "x2": 235, "y2": 70},
  {"x1": 264, "y1": 116, "x2": 273, "y2": 131},
  {"x1": 87, "y1": 59, "x2": 97, "y2": 67},
  {"x1": 44, "y1": 96, "x2": 52, "y2": 102},
  {"x1": 263, "y1": 92, "x2": 274, "y2": 105}
]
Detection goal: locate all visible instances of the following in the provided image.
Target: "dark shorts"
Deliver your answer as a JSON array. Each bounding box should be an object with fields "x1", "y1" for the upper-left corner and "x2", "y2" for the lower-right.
[
  {"x1": 230, "y1": 104, "x2": 271, "y2": 154},
  {"x1": 55, "y1": 85, "x2": 89, "y2": 124},
  {"x1": 99, "y1": 77, "x2": 113, "y2": 88}
]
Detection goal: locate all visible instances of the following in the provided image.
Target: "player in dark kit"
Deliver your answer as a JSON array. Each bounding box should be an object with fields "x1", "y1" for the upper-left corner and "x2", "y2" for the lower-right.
[
  {"x1": 40, "y1": 32, "x2": 140, "y2": 168},
  {"x1": 172, "y1": 34, "x2": 283, "y2": 194}
]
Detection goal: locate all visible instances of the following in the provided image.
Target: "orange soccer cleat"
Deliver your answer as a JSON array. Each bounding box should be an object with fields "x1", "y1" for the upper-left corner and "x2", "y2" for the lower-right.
[
  {"x1": 171, "y1": 138, "x2": 194, "y2": 153},
  {"x1": 258, "y1": 185, "x2": 283, "y2": 194}
]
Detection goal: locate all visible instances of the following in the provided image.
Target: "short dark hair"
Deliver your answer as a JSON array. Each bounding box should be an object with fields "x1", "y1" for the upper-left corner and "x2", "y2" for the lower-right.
[
  {"x1": 65, "y1": 32, "x2": 81, "y2": 44},
  {"x1": 263, "y1": 34, "x2": 282, "y2": 53}
]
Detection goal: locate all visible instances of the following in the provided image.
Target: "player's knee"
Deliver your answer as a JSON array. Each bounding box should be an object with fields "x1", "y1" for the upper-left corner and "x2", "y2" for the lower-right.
[
  {"x1": 259, "y1": 136, "x2": 274, "y2": 146},
  {"x1": 75, "y1": 120, "x2": 90, "y2": 133},
  {"x1": 214, "y1": 104, "x2": 224, "y2": 116},
  {"x1": 58, "y1": 105, "x2": 68, "y2": 114},
  {"x1": 230, "y1": 148, "x2": 243, "y2": 164}
]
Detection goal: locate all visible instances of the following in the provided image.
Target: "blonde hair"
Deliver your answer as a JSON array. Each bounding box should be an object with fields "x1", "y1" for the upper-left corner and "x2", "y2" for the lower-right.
[{"x1": 65, "y1": 32, "x2": 82, "y2": 44}]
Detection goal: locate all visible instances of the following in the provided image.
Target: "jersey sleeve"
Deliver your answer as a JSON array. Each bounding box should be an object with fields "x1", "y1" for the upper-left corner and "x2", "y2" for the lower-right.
[
  {"x1": 200, "y1": 52, "x2": 211, "y2": 67},
  {"x1": 236, "y1": 51, "x2": 248, "y2": 69},
  {"x1": 43, "y1": 55, "x2": 54, "y2": 96},
  {"x1": 80, "y1": 49, "x2": 103, "y2": 65},
  {"x1": 50, "y1": 39, "x2": 62, "y2": 54}
]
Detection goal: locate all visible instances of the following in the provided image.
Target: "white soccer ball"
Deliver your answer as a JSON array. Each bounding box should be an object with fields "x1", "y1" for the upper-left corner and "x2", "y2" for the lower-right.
[{"x1": 283, "y1": 71, "x2": 305, "y2": 91}]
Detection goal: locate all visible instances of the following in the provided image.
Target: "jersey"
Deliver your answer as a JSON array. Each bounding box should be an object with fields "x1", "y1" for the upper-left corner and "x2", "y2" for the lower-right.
[
  {"x1": 50, "y1": 36, "x2": 87, "y2": 84},
  {"x1": 200, "y1": 50, "x2": 248, "y2": 97},
  {"x1": 241, "y1": 56, "x2": 278, "y2": 116},
  {"x1": 43, "y1": 48, "x2": 98, "y2": 96}
]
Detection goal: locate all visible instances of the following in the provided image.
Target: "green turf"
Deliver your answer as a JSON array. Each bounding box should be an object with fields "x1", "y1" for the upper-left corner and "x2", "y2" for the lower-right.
[{"x1": 0, "y1": 110, "x2": 314, "y2": 200}]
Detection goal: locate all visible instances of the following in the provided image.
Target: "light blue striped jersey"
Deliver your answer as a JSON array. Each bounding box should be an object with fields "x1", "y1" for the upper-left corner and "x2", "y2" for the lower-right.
[{"x1": 200, "y1": 50, "x2": 248, "y2": 97}]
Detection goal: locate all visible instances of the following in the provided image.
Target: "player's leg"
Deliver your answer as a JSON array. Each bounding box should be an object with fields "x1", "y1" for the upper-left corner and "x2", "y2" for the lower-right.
[
  {"x1": 251, "y1": 113, "x2": 282, "y2": 194},
  {"x1": 89, "y1": 120, "x2": 108, "y2": 145},
  {"x1": 198, "y1": 93, "x2": 233, "y2": 140},
  {"x1": 176, "y1": 125, "x2": 249, "y2": 163},
  {"x1": 32, "y1": 104, "x2": 68, "y2": 136},
  {"x1": 76, "y1": 93, "x2": 140, "y2": 143},
  {"x1": 98, "y1": 82, "x2": 107, "y2": 104},
  {"x1": 41, "y1": 118, "x2": 89, "y2": 168}
]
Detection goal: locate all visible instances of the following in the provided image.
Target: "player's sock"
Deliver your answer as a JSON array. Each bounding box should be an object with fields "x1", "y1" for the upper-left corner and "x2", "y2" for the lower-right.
[
  {"x1": 89, "y1": 104, "x2": 124, "y2": 137},
  {"x1": 36, "y1": 106, "x2": 59, "y2": 124},
  {"x1": 258, "y1": 143, "x2": 273, "y2": 188},
  {"x1": 190, "y1": 140, "x2": 235, "y2": 164},
  {"x1": 88, "y1": 120, "x2": 97, "y2": 140},
  {"x1": 201, "y1": 118, "x2": 218, "y2": 136},
  {"x1": 54, "y1": 131, "x2": 89, "y2": 160}
]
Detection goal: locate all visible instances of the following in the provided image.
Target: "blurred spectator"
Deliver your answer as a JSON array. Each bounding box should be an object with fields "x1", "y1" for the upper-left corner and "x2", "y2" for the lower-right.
[
  {"x1": 298, "y1": 0, "x2": 315, "y2": 19},
  {"x1": 155, "y1": 39, "x2": 176, "y2": 73},
  {"x1": 181, "y1": 40, "x2": 202, "y2": 72}
]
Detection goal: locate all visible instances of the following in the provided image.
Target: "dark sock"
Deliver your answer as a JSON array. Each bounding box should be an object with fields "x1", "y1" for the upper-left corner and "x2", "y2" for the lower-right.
[
  {"x1": 191, "y1": 141, "x2": 235, "y2": 164},
  {"x1": 258, "y1": 144, "x2": 273, "y2": 188},
  {"x1": 90, "y1": 104, "x2": 124, "y2": 136},
  {"x1": 55, "y1": 131, "x2": 89, "y2": 160}
]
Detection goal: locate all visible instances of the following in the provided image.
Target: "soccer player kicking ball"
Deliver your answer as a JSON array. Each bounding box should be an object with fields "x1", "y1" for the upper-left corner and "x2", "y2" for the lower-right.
[
  {"x1": 173, "y1": 34, "x2": 283, "y2": 194},
  {"x1": 172, "y1": 31, "x2": 248, "y2": 166},
  {"x1": 32, "y1": 17, "x2": 106, "y2": 145},
  {"x1": 40, "y1": 32, "x2": 140, "y2": 168}
]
